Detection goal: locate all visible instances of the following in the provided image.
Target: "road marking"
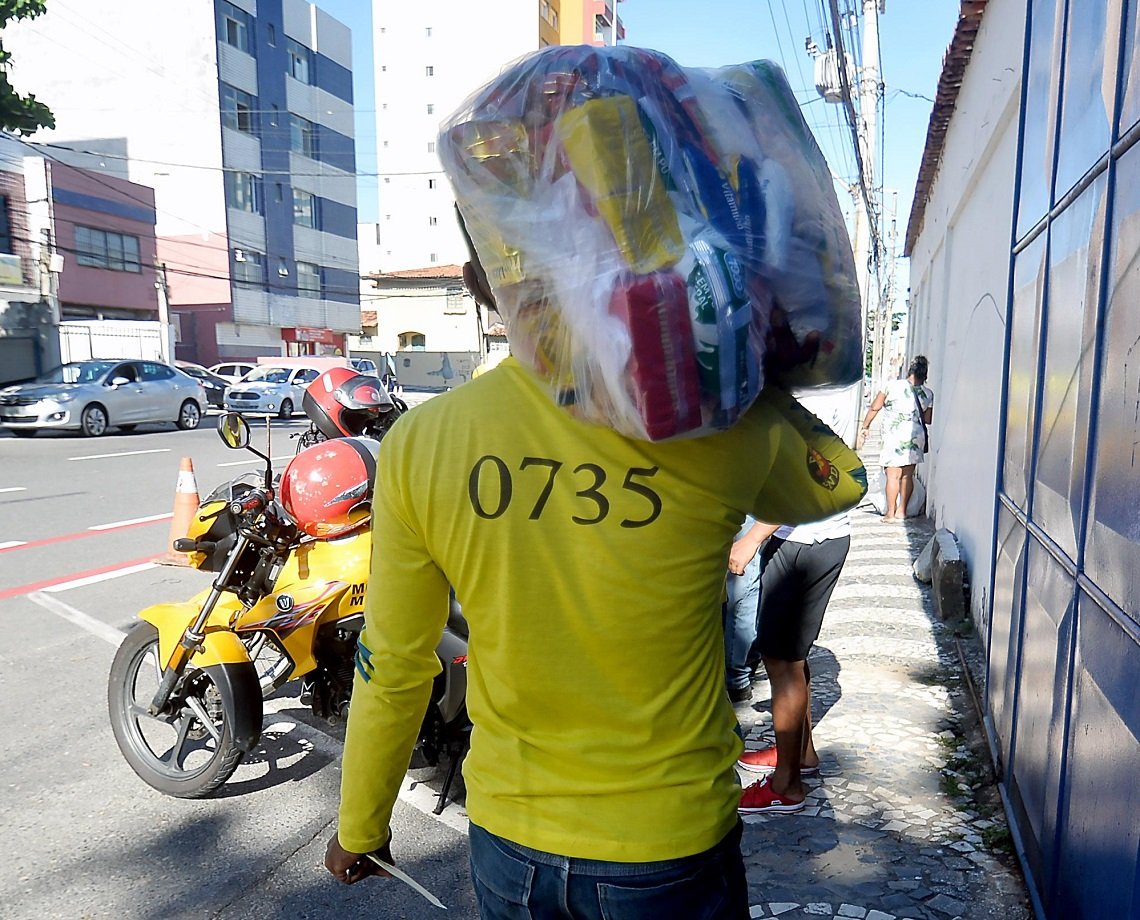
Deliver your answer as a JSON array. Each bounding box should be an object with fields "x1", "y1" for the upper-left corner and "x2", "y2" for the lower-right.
[
  {"x1": 89, "y1": 513, "x2": 173, "y2": 531},
  {"x1": 0, "y1": 554, "x2": 158, "y2": 600},
  {"x1": 25, "y1": 592, "x2": 125, "y2": 647},
  {"x1": 0, "y1": 515, "x2": 169, "y2": 554},
  {"x1": 42, "y1": 561, "x2": 158, "y2": 593},
  {"x1": 216, "y1": 454, "x2": 294, "y2": 468},
  {"x1": 0, "y1": 487, "x2": 27, "y2": 494},
  {"x1": 68, "y1": 448, "x2": 171, "y2": 462}
]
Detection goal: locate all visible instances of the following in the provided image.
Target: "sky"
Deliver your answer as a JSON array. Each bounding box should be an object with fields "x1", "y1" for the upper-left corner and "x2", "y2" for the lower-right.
[{"x1": 319, "y1": 0, "x2": 963, "y2": 297}]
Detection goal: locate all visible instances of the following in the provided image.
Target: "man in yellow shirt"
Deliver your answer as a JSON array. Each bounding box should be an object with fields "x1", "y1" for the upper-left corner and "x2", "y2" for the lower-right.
[{"x1": 323, "y1": 224, "x2": 866, "y2": 915}]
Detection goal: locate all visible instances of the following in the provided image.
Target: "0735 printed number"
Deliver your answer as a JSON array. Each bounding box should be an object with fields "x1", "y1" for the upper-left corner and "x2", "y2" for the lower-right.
[{"x1": 467, "y1": 455, "x2": 662, "y2": 528}]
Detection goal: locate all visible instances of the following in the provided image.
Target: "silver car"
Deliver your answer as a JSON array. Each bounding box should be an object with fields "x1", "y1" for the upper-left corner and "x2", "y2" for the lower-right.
[
  {"x1": 223, "y1": 365, "x2": 319, "y2": 418},
  {"x1": 0, "y1": 359, "x2": 207, "y2": 437}
]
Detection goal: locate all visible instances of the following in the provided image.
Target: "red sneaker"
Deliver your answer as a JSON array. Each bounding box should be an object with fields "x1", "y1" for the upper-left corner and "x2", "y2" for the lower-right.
[
  {"x1": 738, "y1": 776, "x2": 805, "y2": 814},
  {"x1": 737, "y1": 745, "x2": 819, "y2": 776}
]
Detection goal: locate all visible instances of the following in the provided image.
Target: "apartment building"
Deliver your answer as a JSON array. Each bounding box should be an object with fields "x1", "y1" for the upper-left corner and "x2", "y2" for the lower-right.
[
  {"x1": 559, "y1": 0, "x2": 626, "y2": 45},
  {"x1": 5, "y1": 0, "x2": 360, "y2": 366},
  {"x1": 368, "y1": 0, "x2": 567, "y2": 274}
]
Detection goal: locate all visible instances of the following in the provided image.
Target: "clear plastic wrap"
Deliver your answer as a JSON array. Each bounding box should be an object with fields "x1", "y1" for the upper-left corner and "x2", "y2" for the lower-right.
[{"x1": 440, "y1": 46, "x2": 861, "y2": 441}]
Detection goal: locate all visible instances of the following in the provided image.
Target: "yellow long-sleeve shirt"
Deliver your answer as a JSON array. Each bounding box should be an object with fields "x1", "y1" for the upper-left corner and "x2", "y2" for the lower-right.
[{"x1": 338, "y1": 357, "x2": 865, "y2": 861}]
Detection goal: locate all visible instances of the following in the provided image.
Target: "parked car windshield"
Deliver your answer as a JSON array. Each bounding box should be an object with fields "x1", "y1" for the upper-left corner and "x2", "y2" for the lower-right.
[
  {"x1": 243, "y1": 367, "x2": 292, "y2": 384},
  {"x1": 35, "y1": 361, "x2": 117, "y2": 385}
]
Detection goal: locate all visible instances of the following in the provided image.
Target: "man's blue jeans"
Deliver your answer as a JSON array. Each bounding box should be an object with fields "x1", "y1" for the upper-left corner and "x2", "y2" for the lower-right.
[
  {"x1": 724, "y1": 516, "x2": 763, "y2": 691},
  {"x1": 468, "y1": 820, "x2": 749, "y2": 919}
]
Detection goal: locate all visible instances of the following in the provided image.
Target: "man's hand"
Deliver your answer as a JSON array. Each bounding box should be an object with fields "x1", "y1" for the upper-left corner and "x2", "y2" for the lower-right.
[
  {"x1": 325, "y1": 832, "x2": 393, "y2": 885},
  {"x1": 728, "y1": 539, "x2": 759, "y2": 576}
]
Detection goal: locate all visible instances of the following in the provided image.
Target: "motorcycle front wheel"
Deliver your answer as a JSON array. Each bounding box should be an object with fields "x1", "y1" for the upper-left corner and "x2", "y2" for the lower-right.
[{"x1": 108, "y1": 623, "x2": 245, "y2": 798}]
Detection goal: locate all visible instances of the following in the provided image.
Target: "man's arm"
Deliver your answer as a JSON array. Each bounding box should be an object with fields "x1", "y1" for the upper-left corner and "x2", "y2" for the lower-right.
[
  {"x1": 728, "y1": 520, "x2": 780, "y2": 575},
  {"x1": 333, "y1": 437, "x2": 452, "y2": 862}
]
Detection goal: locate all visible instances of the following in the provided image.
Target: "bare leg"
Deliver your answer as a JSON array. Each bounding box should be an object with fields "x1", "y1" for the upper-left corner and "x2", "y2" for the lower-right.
[
  {"x1": 884, "y1": 466, "x2": 901, "y2": 520},
  {"x1": 801, "y1": 659, "x2": 819, "y2": 769},
  {"x1": 899, "y1": 464, "x2": 916, "y2": 517},
  {"x1": 762, "y1": 656, "x2": 808, "y2": 802}
]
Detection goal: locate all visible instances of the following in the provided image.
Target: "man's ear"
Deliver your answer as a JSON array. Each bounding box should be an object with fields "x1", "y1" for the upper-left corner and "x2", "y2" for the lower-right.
[{"x1": 463, "y1": 261, "x2": 496, "y2": 309}]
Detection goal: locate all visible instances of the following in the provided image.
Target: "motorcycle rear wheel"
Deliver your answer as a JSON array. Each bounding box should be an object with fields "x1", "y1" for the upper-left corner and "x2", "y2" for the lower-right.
[{"x1": 108, "y1": 623, "x2": 245, "y2": 798}]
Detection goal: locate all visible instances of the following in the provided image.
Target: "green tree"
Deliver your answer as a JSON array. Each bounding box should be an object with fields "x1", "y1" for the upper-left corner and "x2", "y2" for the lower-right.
[{"x1": 0, "y1": 0, "x2": 53, "y2": 135}]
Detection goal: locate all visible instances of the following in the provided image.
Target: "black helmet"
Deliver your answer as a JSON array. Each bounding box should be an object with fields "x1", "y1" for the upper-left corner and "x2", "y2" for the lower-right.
[{"x1": 302, "y1": 367, "x2": 397, "y2": 439}]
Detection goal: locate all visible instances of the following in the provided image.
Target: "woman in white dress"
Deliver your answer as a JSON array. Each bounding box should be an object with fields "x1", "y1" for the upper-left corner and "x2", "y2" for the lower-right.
[{"x1": 858, "y1": 356, "x2": 934, "y2": 521}]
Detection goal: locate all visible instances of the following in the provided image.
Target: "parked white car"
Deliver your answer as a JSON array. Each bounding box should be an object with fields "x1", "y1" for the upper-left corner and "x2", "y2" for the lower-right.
[
  {"x1": 223, "y1": 365, "x2": 320, "y2": 418},
  {"x1": 0, "y1": 359, "x2": 207, "y2": 437},
  {"x1": 208, "y1": 362, "x2": 257, "y2": 385}
]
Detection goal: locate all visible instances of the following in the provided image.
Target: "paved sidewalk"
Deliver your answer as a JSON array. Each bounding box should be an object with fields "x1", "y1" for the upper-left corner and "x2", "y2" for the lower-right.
[{"x1": 734, "y1": 447, "x2": 1032, "y2": 920}]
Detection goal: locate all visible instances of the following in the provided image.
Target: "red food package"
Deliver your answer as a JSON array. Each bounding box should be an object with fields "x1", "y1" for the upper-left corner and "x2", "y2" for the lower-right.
[{"x1": 608, "y1": 272, "x2": 703, "y2": 439}]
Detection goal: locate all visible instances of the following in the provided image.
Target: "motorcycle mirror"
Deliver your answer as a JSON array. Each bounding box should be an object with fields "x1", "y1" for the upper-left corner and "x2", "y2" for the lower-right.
[{"x1": 217, "y1": 413, "x2": 251, "y2": 449}]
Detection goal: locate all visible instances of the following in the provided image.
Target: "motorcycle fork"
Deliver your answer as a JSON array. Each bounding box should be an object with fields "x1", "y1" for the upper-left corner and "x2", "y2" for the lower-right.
[{"x1": 149, "y1": 533, "x2": 253, "y2": 714}]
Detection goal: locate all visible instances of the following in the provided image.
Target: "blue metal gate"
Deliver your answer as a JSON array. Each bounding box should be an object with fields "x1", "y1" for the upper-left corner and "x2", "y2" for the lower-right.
[{"x1": 991, "y1": 1, "x2": 1140, "y2": 917}]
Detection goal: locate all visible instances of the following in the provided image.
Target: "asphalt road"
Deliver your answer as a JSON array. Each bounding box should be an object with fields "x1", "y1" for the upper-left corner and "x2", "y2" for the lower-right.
[{"x1": 0, "y1": 399, "x2": 478, "y2": 919}]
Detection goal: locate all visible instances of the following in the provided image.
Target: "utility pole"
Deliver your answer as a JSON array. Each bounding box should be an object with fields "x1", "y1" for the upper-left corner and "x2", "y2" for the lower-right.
[
  {"x1": 820, "y1": 0, "x2": 885, "y2": 439},
  {"x1": 155, "y1": 262, "x2": 173, "y2": 363}
]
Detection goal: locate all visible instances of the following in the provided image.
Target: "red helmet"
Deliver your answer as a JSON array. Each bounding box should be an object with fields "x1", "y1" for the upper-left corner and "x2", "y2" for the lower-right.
[
  {"x1": 279, "y1": 437, "x2": 379, "y2": 539},
  {"x1": 303, "y1": 366, "x2": 395, "y2": 439}
]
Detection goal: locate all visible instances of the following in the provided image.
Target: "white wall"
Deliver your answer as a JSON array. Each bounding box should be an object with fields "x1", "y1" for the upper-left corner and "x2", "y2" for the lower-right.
[
  {"x1": 906, "y1": 0, "x2": 1025, "y2": 632},
  {"x1": 363, "y1": 279, "x2": 481, "y2": 353},
  {"x1": 373, "y1": 0, "x2": 540, "y2": 271}
]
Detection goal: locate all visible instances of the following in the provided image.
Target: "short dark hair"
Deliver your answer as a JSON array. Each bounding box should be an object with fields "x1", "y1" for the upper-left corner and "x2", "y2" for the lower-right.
[{"x1": 908, "y1": 355, "x2": 929, "y2": 384}]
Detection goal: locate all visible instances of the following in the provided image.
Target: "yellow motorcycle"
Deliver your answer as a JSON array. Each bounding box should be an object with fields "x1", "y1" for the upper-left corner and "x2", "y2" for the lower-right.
[{"x1": 107, "y1": 413, "x2": 470, "y2": 803}]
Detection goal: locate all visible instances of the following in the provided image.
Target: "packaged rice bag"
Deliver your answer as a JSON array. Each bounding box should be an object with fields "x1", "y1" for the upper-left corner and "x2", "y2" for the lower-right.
[{"x1": 439, "y1": 45, "x2": 861, "y2": 441}]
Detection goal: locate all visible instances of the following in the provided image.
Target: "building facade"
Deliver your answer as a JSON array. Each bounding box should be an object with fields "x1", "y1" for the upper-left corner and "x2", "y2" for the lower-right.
[
  {"x1": 369, "y1": 0, "x2": 575, "y2": 274},
  {"x1": 559, "y1": 0, "x2": 625, "y2": 45},
  {"x1": 27, "y1": 158, "x2": 160, "y2": 323},
  {"x1": 0, "y1": 137, "x2": 49, "y2": 384},
  {"x1": 906, "y1": 1, "x2": 1140, "y2": 917},
  {"x1": 5, "y1": 0, "x2": 359, "y2": 367}
]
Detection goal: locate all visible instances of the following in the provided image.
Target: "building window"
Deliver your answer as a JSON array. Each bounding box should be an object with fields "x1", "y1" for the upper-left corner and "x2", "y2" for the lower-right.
[
  {"x1": 383, "y1": 177, "x2": 391, "y2": 184},
  {"x1": 426, "y1": 26, "x2": 432, "y2": 36},
  {"x1": 275, "y1": 183, "x2": 283, "y2": 202},
  {"x1": 277, "y1": 258, "x2": 290, "y2": 277},
  {"x1": 430, "y1": 252, "x2": 438, "y2": 262},
  {"x1": 425, "y1": 65, "x2": 434, "y2": 76},
  {"x1": 381, "y1": 65, "x2": 387, "y2": 72},
  {"x1": 289, "y1": 114, "x2": 317, "y2": 158},
  {"x1": 75, "y1": 226, "x2": 142, "y2": 272},
  {"x1": 267, "y1": 23, "x2": 276, "y2": 46},
  {"x1": 427, "y1": 141, "x2": 435, "y2": 153},
  {"x1": 383, "y1": 140, "x2": 389, "y2": 147},
  {"x1": 382, "y1": 103, "x2": 388, "y2": 110},
  {"x1": 218, "y1": 1, "x2": 252, "y2": 54},
  {"x1": 293, "y1": 189, "x2": 318, "y2": 228},
  {"x1": 427, "y1": 103, "x2": 434, "y2": 114},
  {"x1": 286, "y1": 38, "x2": 315, "y2": 84},
  {"x1": 0, "y1": 196, "x2": 11, "y2": 254},
  {"x1": 233, "y1": 248, "x2": 265, "y2": 287},
  {"x1": 296, "y1": 261, "x2": 321, "y2": 296},
  {"x1": 428, "y1": 178, "x2": 436, "y2": 189},
  {"x1": 398, "y1": 331, "x2": 426, "y2": 351},
  {"x1": 221, "y1": 84, "x2": 256, "y2": 134},
  {"x1": 226, "y1": 171, "x2": 261, "y2": 213},
  {"x1": 444, "y1": 285, "x2": 467, "y2": 314},
  {"x1": 270, "y1": 104, "x2": 279, "y2": 127},
  {"x1": 429, "y1": 216, "x2": 438, "y2": 226}
]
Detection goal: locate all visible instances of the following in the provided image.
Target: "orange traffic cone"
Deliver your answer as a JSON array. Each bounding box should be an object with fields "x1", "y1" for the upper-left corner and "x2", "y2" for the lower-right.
[{"x1": 157, "y1": 457, "x2": 200, "y2": 566}]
